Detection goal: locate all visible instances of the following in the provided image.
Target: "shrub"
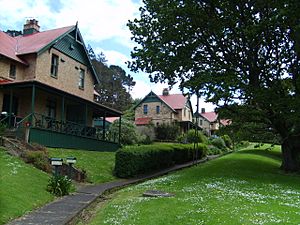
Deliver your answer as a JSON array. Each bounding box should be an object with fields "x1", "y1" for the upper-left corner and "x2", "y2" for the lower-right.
[
  {"x1": 222, "y1": 135, "x2": 233, "y2": 149},
  {"x1": 109, "y1": 119, "x2": 139, "y2": 145},
  {"x1": 211, "y1": 137, "x2": 227, "y2": 150},
  {"x1": 186, "y1": 129, "x2": 208, "y2": 144},
  {"x1": 115, "y1": 143, "x2": 208, "y2": 178},
  {"x1": 155, "y1": 123, "x2": 180, "y2": 141},
  {"x1": 23, "y1": 150, "x2": 51, "y2": 172},
  {"x1": 46, "y1": 175, "x2": 72, "y2": 197},
  {"x1": 207, "y1": 146, "x2": 223, "y2": 155}
]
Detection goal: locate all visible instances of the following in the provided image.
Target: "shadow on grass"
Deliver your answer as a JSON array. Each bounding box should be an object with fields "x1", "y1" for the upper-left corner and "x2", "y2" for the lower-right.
[{"x1": 236, "y1": 148, "x2": 282, "y2": 161}]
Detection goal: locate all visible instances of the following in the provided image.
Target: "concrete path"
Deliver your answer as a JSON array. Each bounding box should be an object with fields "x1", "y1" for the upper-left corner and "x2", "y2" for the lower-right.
[{"x1": 8, "y1": 155, "x2": 220, "y2": 225}]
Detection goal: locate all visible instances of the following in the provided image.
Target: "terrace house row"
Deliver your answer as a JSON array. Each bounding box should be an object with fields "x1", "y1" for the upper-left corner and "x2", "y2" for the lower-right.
[{"x1": 0, "y1": 19, "x2": 121, "y2": 151}]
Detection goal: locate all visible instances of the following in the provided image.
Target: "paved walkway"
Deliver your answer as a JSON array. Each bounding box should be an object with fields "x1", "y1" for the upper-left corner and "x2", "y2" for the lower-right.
[{"x1": 8, "y1": 155, "x2": 221, "y2": 225}]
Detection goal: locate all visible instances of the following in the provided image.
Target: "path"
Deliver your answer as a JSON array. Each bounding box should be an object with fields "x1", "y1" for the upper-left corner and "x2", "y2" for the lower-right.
[{"x1": 8, "y1": 155, "x2": 221, "y2": 225}]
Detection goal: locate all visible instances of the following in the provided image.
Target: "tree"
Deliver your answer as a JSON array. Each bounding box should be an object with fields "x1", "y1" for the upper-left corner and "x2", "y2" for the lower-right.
[
  {"x1": 87, "y1": 46, "x2": 136, "y2": 111},
  {"x1": 127, "y1": 0, "x2": 300, "y2": 171}
]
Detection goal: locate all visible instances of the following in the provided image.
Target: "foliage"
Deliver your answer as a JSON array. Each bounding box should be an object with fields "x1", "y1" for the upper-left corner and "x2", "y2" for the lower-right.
[
  {"x1": 108, "y1": 119, "x2": 139, "y2": 145},
  {"x1": 48, "y1": 148, "x2": 116, "y2": 184},
  {"x1": 114, "y1": 143, "x2": 207, "y2": 178},
  {"x1": 210, "y1": 137, "x2": 227, "y2": 150},
  {"x1": 0, "y1": 148, "x2": 53, "y2": 224},
  {"x1": 46, "y1": 175, "x2": 72, "y2": 197},
  {"x1": 185, "y1": 129, "x2": 208, "y2": 144},
  {"x1": 88, "y1": 46, "x2": 136, "y2": 111},
  {"x1": 155, "y1": 123, "x2": 180, "y2": 141},
  {"x1": 127, "y1": 0, "x2": 300, "y2": 171},
  {"x1": 23, "y1": 150, "x2": 51, "y2": 173},
  {"x1": 221, "y1": 135, "x2": 233, "y2": 149}
]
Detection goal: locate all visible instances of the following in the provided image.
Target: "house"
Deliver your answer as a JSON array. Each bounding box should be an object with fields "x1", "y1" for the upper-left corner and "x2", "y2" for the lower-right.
[
  {"x1": 194, "y1": 108, "x2": 229, "y2": 136},
  {"x1": 0, "y1": 19, "x2": 121, "y2": 151},
  {"x1": 134, "y1": 89, "x2": 196, "y2": 133}
]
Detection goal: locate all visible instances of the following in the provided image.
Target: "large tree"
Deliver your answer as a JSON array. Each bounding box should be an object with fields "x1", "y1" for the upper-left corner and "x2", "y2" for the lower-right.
[
  {"x1": 127, "y1": 0, "x2": 300, "y2": 171},
  {"x1": 87, "y1": 46, "x2": 136, "y2": 111}
]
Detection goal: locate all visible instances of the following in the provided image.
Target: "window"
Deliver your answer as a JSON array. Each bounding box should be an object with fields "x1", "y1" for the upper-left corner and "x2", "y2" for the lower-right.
[
  {"x1": 184, "y1": 108, "x2": 186, "y2": 117},
  {"x1": 46, "y1": 99, "x2": 56, "y2": 118},
  {"x1": 156, "y1": 105, "x2": 160, "y2": 114},
  {"x1": 9, "y1": 64, "x2": 16, "y2": 79},
  {"x1": 50, "y1": 54, "x2": 59, "y2": 77},
  {"x1": 143, "y1": 104, "x2": 148, "y2": 115},
  {"x1": 79, "y1": 68, "x2": 85, "y2": 89},
  {"x1": 200, "y1": 120, "x2": 203, "y2": 126}
]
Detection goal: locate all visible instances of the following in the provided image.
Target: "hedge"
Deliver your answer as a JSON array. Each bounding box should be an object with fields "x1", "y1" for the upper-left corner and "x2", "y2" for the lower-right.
[{"x1": 115, "y1": 143, "x2": 208, "y2": 178}]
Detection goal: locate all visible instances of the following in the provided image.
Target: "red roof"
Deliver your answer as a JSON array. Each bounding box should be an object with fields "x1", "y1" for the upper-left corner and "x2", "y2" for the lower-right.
[
  {"x1": 220, "y1": 119, "x2": 231, "y2": 126},
  {"x1": 106, "y1": 117, "x2": 119, "y2": 123},
  {"x1": 135, "y1": 117, "x2": 152, "y2": 125},
  {"x1": 158, "y1": 94, "x2": 187, "y2": 110},
  {"x1": 200, "y1": 112, "x2": 218, "y2": 122},
  {"x1": 0, "y1": 26, "x2": 74, "y2": 64}
]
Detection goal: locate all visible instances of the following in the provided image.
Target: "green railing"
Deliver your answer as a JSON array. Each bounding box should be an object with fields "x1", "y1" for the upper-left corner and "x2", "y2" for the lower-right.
[{"x1": 15, "y1": 113, "x2": 119, "y2": 143}]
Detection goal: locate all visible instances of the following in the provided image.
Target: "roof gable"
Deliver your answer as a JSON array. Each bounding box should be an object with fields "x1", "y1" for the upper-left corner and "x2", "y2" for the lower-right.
[
  {"x1": 134, "y1": 91, "x2": 176, "y2": 112},
  {"x1": 200, "y1": 112, "x2": 218, "y2": 122}
]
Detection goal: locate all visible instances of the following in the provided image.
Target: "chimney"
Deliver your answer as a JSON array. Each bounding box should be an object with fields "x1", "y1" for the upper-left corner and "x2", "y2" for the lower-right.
[
  {"x1": 201, "y1": 108, "x2": 205, "y2": 113},
  {"x1": 23, "y1": 19, "x2": 40, "y2": 35},
  {"x1": 162, "y1": 88, "x2": 169, "y2": 96}
]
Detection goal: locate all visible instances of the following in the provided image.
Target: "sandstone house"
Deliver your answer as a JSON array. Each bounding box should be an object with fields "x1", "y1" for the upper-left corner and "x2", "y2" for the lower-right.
[{"x1": 0, "y1": 19, "x2": 121, "y2": 151}]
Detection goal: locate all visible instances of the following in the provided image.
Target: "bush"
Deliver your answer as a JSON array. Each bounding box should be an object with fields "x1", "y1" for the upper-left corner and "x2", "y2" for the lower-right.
[
  {"x1": 155, "y1": 123, "x2": 180, "y2": 141},
  {"x1": 23, "y1": 150, "x2": 51, "y2": 172},
  {"x1": 109, "y1": 119, "x2": 139, "y2": 145},
  {"x1": 211, "y1": 137, "x2": 227, "y2": 150},
  {"x1": 46, "y1": 175, "x2": 72, "y2": 197},
  {"x1": 222, "y1": 135, "x2": 233, "y2": 149},
  {"x1": 207, "y1": 146, "x2": 223, "y2": 155},
  {"x1": 115, "y1": 143, "x2": 208, "y2": 178},
  {"x1": 186, "y1": 129, "x2": 208, "y2": 144}
]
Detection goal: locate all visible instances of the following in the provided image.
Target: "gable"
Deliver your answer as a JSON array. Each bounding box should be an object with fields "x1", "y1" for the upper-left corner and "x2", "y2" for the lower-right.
[
  {"x1": 134, "y1": 91, "x2": 176, "y2": 112},
  {"x1": 53, "y1": 34, "x2": 90, "y2": 66}
]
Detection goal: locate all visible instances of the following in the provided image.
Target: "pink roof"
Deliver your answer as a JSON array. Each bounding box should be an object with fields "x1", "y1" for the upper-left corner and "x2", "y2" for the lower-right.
[
  {"x1": 0, "y1": 26, "x2": 74, "y2": 64},
  {"x1": 220, "y1": 119, "x2": 231, "y2": 126},
  {"x1": 200, "y1": 111, "x2": 218, "y2": 122},
  {"x1": 135, "y1": 117, "x2": 152, "y2": 125},
  {"x1": 15, "y1": 26, "x2": 74, "y2": 55},
  {"x1": 0, "y1": 31, "x2": 26, "y2": 64},
  {"x1": 106, "y1": 117, "x2": 119, "y2": 123},
  {"x1": 158, "y1": 94, "x2": 187, "y2": 110}
]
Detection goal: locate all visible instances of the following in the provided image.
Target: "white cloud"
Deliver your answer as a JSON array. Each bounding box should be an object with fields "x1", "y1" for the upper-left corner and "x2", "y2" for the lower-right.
[{"x1": 0, "y1": 0, "x2": 141, "y2": 48}]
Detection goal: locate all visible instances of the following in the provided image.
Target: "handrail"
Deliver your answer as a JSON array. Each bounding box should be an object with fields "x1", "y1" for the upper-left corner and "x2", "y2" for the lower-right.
[
  {"x1": 0, "y1": 115, "x2": 10, "y2": 124},
  {"x1": 16, "y1": 113, "x2": 33, "y2": 127}
]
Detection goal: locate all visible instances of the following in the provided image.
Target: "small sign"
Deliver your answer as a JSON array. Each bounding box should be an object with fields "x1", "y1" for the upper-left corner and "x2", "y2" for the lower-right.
[
  {"x1": 66, "y1": 157, "x2": 77, "y2": 164},
  {"x1": 50, "y1": 158, "x2": 63, "y2": 166}
]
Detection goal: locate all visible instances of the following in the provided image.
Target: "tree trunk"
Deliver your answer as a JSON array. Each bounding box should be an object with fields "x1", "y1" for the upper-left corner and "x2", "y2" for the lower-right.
[{"x1": 281, "y1": 136, "x2": 300, "y2": 172}]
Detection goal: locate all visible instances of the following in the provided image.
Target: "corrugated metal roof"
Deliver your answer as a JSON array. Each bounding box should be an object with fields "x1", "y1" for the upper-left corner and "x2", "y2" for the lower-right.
[
  {"x1": 158, "y1": 94, "x2": 187, "y2": 110},
  {"x1": 200, "y1": 112, "x2": 218, "y2": 122}
]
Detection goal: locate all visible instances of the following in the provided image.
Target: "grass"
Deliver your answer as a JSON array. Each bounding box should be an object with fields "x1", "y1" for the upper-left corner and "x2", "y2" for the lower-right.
[
  {"x1": 48, "y1": 148, "x2": 117, "y2": 183},
  {"x1": 0, "y1": 148, "x2": 53, "y2": 225},
  {"x1": 82, "y1": 144, "x2": 300, "y2": 225}
]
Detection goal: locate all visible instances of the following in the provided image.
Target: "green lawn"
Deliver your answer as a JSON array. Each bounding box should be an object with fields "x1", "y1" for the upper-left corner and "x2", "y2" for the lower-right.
[
  {"x1": 48, "y1": 148, "x2": 117, "y2": 183},
  {"x1": 83, "y1": 145, "x2": 300, "y2": 225},
  {"x1": 0, "y1": 148, "x2": 53, "y2": 225}
]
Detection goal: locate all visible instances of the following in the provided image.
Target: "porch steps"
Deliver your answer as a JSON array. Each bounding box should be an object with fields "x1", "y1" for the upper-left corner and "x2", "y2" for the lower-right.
[{"x1": 3, "y1": 129, "x2": 17, "y2": 139}]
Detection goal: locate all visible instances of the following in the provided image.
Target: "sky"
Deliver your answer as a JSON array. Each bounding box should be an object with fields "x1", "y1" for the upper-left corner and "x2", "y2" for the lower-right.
[{"x1": 0, "y1": 0, "x2": 215, "y2": 112}]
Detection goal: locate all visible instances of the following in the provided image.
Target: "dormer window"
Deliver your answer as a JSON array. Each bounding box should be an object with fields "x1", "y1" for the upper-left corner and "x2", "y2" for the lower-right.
[
  {"x1": 50, "y1": 54, "x2": 59, "y2": 78},
  {"x1": 9, "y1": 64, "x2": 16, "y2": 79}
]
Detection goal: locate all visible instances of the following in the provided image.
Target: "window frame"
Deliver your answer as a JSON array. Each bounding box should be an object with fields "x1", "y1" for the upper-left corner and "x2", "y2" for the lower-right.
[
  {"x1": 156, "y1": 105, "x2": 160, "y2": 114},
  {"x1": 78, "y1": 68, "x2": 85, "y2": 89},
  {"x1": 50, "y1": 54, "x2": 59, "y2": 78},
  {"x1": 143, "y1": 104, "x2": 148, "y2": 115},
  {"x1": 9, "y1": 64, "x2": 16, "y2": 79}
]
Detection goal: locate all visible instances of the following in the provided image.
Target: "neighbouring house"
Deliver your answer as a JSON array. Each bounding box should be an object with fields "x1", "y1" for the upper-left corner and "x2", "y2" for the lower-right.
[
  {"x1": 194, "y1": 108, "x2": 229, "y2": 136},
  {"x1": 0, "y1": 19, "x2": 122, "y2": 151},
  {"x1": 134, "y1": 89, "x2": 196, "y2": 135}
]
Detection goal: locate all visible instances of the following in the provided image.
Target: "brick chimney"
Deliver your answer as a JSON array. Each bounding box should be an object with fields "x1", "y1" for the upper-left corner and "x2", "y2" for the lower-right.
[
  {"x1": 201, "y1": 108, "x2": 205, "y2": 113},
  {"x1": 23, "y1": 19, "x2": 40, "y2": 35},
  {"x1": 162, "y1": 88, "x2": 169, "y2": 96}
]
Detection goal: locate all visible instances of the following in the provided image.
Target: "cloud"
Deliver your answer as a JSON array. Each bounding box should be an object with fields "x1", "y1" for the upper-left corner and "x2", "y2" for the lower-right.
[{"x1": 0, "y1": 0, "x2": 141, "y2": 48}]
